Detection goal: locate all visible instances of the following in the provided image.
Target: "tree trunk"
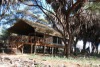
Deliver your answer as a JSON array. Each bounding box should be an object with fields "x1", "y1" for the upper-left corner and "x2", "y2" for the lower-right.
[
  {"x1": 96, "y1": 45, "x2": 98, "y2": 54},
  {"x1": 64, "y1": 34, "x2": 73, "y2": 57},
  {"x1": 65, "y1": 44, "x2": 70, "y2": 57},
  {"x1": 95, "y1": 42, "x2": 99, "y2": 54},
  {"x1": 91, "y1": 43, "x2": 95, "y2": 55},
  {"x1": 82, "y1": 40, "x2": 86, "y2": 53},
  {"x1": 74, "y1": 37, "x2": 79, "y2": 55},
  {"x1": 83, "y1": 40, "x2": 86, "y2": 49}
]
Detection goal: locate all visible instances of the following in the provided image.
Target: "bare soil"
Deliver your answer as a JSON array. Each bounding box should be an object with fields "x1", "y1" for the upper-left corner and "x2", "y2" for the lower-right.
[{"x1": 0, "y1": 53, "x2": 99, "y2": 67}]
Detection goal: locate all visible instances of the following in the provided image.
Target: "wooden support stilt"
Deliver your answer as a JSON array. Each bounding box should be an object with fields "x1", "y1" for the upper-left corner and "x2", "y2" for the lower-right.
[
  {"x1": 43, "y1": 33, "x2": 46, "y2": 55},
  {"x1": 55, "y1": 48, "x2": 57, "y2": 54},
  {"x1": 34, "y1": 32, "x2": 36, "y2": 54},
  {"x1": 64, "y1": 48, "x2": 66, "y2": 55},
  {"x1": 54, "y1": 47, "x2": 56, "y2": 56},
  {"x1": 34, "y1": 45, "x2": 36, "y2": 54},
  {"x1": 47, "y1": 47, "x2": 50, "y2": 54},
  {"x1": 1, "y1": 48, "x2": 4, "y2": 54},
  {"x1": 53, "y1": 47, "x2": 55, "y2": 56},
  {"x1": 57, "y1": 37, "x2": 58, "y2": 45},
  {"x1": 22, "y1": 45, "x2": 24, "y2": 54},
  {"x1": 50, "y1": 47, "x2": 51, "y2": 54},
  {"x1": 16, "y1": 43, "x2": 19, "y2": 53},
  {"x1": 43, "y1": 45, "x2": 46, "y2": 54},
  {"x1": 31, "y1": 44, "x2": 33, "y2": 54},
  {"x1": 52, "y1": 47, "x2": 54, "y2": 56}
]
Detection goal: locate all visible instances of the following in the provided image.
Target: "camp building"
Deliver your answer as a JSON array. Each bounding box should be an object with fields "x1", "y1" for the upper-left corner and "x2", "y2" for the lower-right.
[{"x1": 8, "y1": 19, "x2": 65, "y2": 55}]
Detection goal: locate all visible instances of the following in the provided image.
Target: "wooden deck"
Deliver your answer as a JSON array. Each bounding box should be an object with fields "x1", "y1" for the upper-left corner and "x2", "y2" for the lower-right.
[{"x1": 8, "y1": 35, "x2": 65, "y2": 55}]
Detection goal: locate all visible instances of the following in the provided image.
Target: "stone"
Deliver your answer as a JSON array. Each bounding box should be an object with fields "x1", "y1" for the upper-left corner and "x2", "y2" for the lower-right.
[{"x1": 34, "y1": 60, "x2": 39, "y2": 65}]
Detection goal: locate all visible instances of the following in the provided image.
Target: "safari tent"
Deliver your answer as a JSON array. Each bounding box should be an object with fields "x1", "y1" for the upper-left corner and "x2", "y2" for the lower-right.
[{"x1": 8, "y1": 19, "x2": 65, "y2": 54}]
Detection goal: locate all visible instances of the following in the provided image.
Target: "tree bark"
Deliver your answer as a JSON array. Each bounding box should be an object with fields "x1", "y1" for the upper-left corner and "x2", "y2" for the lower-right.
[
  {"x1": 91, "y1": 43, "x2": 95, "y2": 55},
  {"x1": 81, "y1": 39, "x2": 86, "y2": 54},
  {"x1": 64, "y1": 34, "x2": 73, "y2": 57},
  {"x1": 74, "y1": 37, "x2": 79, "y2": 55}
]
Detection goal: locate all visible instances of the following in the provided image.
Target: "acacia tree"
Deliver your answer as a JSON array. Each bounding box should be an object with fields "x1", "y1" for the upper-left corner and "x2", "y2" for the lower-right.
[
  {"x1": 36, "y1": 1, "x2": 100, "y2": 56},
  {"x1": 40, "y1": 0, "x2": 87, "y2": 57}
]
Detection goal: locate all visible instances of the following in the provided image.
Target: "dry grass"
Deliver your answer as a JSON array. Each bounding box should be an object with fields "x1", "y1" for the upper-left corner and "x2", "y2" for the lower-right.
[
  {"x1": 28, "y1": 54, "x2": 100, "y2": 67},
  {"x1": 0, "y1": 53, "x2": 99, "y2": 67}
]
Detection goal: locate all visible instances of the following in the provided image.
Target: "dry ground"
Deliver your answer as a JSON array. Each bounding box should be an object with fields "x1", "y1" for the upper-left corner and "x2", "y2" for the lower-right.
[{"x1": 0, "y1": 53, "x2": 100, "y2": 67}]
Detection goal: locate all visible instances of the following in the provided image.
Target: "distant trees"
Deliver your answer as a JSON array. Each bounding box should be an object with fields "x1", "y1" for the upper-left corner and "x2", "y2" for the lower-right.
[
  {"x1": 85, "y1": 2, "x2": 100, "y2": 54},
  {"x1": 0, "y1": 28, "x2": 10, "y2": 43}
]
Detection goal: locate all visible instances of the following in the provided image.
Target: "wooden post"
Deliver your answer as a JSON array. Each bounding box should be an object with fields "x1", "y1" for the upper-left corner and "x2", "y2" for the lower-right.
[
  {"x1": 43, "y1": 33, "x2": 46, "y2": 54},
  {"x1": 34, "y1": 45, "x2": 36, "y2": 54},
  {"x1": 52, "y1": 47, "x2": 54, "y2": 56},
  {"x1": 57, "y1": 37, "x2": 58, "y2": 45},
  {"x1": 56, "y1": 37, "x2": 58, "y2": 55},
  {"x1": 34, "y1": 31, "x2": 36, "y2": 54},
  {"x1": 56, "y1": 48, "x2": 58, "y2": 54},
  {"x1": 22, "y1": 45, "x2": 24, "y2": 54},
  {"x1": 50, "y1": 47, "x2": 51, "y2": 54},
  {"x1": 16, "y1": 42, "x2": 19, "y2": 53},
  {"x1": 54, "y1": 47, "x2": 56, "y2": 56},
  {"x1": 47, "y1": 47, "x2": 50, "y2": 54},
  {"x1": 31, "y1": 44, "x2": 33, "y2": 54},
  {"x1": 1, "y1": 48, "x2": 4, "y2": 54},
  {"x1": 53, "y1": 47, "x2": 55, "y2": 56},
  {"x1": 43, "y1": 45, "x2": 46, "y2": 54}
]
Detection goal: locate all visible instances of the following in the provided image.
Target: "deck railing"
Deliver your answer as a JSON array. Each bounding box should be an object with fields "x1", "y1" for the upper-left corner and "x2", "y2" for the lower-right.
[{"x1": 8, "y1": 35, "x2": 64, "y2": 49}]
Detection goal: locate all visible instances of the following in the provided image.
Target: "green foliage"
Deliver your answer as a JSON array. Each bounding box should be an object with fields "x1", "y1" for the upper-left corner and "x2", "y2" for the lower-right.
[
  {"x1": 37, "y1": 19, "x2": 48, "y2": 23},
  {"x1": 86, "y1": 2, "x2": 100, "y2": 13},
  {"x1": 0, "y1": 29, "x2": 10, "y2": 40}
]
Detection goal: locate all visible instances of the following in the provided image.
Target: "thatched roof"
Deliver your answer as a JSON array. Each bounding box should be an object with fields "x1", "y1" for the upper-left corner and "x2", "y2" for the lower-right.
[{"x1": 8, "y1": 19, "x2": 62, "y2": 37}]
